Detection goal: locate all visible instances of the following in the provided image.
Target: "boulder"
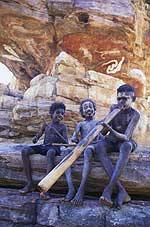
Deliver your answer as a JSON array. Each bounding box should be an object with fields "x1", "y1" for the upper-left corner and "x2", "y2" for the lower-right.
[
  {"x1": 24, "y1": 74, "x2": 58, "y2": 100},
  {"x1": 0, "y1": 143, "x2": 150, "y2": 196},
  {"x1": 0, "y1": 188, "x2": 150, "y2": 227}
]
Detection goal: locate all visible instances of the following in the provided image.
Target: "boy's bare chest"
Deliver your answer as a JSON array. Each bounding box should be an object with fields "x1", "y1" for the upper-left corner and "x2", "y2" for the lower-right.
[
  {"x1": 80, "y1": 120, "x2": 98, "y2": 135},
  {"x1": 45, "y1": 124, "x2": 63, "y2": 135},
  {"x1": 112, "y1": 111, "x2": 133, "y2": 131}
]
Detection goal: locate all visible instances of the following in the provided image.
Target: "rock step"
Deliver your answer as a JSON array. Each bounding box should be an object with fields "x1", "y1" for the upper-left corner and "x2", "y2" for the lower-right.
[
  {"x1": 0, "y1": 143, "x2": 150, "y2": 196},
  {"x1": 0, "y1": 188, "x2": 150, "y2": 227}
]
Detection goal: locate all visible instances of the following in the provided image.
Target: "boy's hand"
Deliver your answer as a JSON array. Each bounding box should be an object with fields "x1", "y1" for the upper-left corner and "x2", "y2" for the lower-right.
[
  {"x1": 32, "y1": 136, "x2": 38, "y2": 144},
  {"x1": 102, "y1": 122, "x2": 112, "y2": 131},
  {"x1": 71, "y1": 137, "x2": 78, "y2": 144}
]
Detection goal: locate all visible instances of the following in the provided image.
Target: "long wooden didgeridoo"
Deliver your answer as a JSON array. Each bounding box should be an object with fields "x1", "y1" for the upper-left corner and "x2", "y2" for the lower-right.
[{"x1": 38, "y1": 108, "x2": 120, "y2": 192}]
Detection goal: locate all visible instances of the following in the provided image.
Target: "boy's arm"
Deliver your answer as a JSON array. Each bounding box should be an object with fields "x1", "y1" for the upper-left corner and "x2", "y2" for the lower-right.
[
  {"x1": 71, "y1": 123, "x2": 81, "y2": 143},
  {"x1": 124, "y1": 110, "x2": 140, "y2": 139},
  {"x1": 32, "y1": 123, "x2": 46, "y2": 143},
  {"x1": 103, "y1": 111, "x2": 140, "y2": 141},
  {"x1": 99, "y1": 105, "x2": 115, "y2": 136},
  {"x1": 62, "y1": 125, "x2": 69, "y2": 144}
]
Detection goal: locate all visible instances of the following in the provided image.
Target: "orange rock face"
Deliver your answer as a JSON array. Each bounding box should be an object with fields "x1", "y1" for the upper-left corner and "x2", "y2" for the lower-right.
[{"x1": 0, "y1": 0, "x2": 149, "y2": 93}]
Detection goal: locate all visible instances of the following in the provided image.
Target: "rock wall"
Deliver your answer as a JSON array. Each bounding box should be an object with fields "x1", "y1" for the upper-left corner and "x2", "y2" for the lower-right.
[
  {"x1": 0, "y1": 0, "x2": 150, "y2": 146},
  {"x1": 0, "y1": 0, "x2": 150, "y2": 94},
  {"x1": 0, "y1": 52, "x2": 150, "y2": 146}
]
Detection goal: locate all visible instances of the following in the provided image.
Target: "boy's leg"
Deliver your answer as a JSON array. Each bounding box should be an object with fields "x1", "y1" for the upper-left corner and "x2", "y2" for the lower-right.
[
  {"x1": 40, "y1": 148, "x2": 56, "y2": 200},
  {"x1": 46, "y1": 148, "x2": 57, "y2": 173},
  {"x1": 71, "y1": 147, "x2": 93, "y2": 206},
  {"x1": 100, "y1": 141, "x2": 132, "y2": 206},
  {"x1": 95, "y1": 140, "x2": 130, "y2": 207},
  {"x1": 63, "y1": 149, "x2": 75, "y2": 201},
  {"x1": 20, "y1": 146, "x2": 37, "y2": 194}
]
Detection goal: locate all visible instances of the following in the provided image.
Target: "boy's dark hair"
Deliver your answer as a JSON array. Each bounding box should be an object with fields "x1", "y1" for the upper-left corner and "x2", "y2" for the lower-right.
[
  {"x1": 80, "y1": 98, "x2": 96, "y2": 118},
  {"x1": 117, "y1": 84, "x2": 136, "y2": 101},
  {"x1": 49, "y1": 102, "x2": 66, "y2": 116}
]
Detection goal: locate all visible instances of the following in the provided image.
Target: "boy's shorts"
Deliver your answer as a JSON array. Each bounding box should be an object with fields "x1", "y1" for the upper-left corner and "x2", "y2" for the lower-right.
[
  {"x1": 104, "y1": 137, "x2": 137, "y2": 152},
  {"x1": 30, "y1": 144, "x2": 61, "y2": 156}
]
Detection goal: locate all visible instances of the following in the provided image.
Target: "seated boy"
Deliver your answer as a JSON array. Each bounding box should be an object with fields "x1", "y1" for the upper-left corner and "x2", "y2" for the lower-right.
[
  {"x1": 63, "y1": 98, "x2": 104, "y2": 204},
  {"x1": 96, "y1": 84, "x2": 140, "y2": 208},
  {"x1": 19, "y1": 102, "x2": 68, "y2": 199}
]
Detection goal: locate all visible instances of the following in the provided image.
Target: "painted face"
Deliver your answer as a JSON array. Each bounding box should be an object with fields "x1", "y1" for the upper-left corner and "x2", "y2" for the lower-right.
[
  {"x1": 82, "y1": 101, "x2": 95, "y2": 118},
  {"x1": 52, "y1": 108, "x2": 65, "y2": 122},
  {"x1": 117, "y1": 91, "x2": 134, "y2": 110}
]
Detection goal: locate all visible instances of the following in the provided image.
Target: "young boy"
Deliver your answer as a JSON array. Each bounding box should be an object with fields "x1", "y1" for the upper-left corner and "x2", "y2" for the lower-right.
[
  {"x1": 96, "y1": 84, "x2": 140, "y2": 208},
  {"x1": 63, "y1": 98, "x2": 104, "y2": 204},
  {"x1": 20, "y1": 102, "x2": 68, "y2": 199}
]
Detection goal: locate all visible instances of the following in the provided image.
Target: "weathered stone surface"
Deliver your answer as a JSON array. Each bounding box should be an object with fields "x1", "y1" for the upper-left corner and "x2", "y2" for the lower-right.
[
  {"x1": 127, "y1": 69, "x2": 146, "y2": 97},
  {"x1": 0, "y1": 51, "x2": 150, "y2": 145},
  {"x1": 0, "y1": 143, "x2": 150, "y2": 196},
  {"x1": 0, "y1": 188, "x2": 150, "y2": 227},
  {"x1": 0, "y1": 95, "x2": 21, "y2": 139},
  {"x1": 37, "y1": 199, "x2": 150, "y2": 227},
  {"x1": 86, "y1": 70, "x2": 124, "y2": 107},
  {"x1": 56, "y1": 80, "x2": 88, "y2": 103},
  {"x1": 133, "y1": 97, "x2": 150, "y2": 146},
  {"x1": 0, "y1": 0, "x2": 150, "y2": 95},
  {"x1": 24, "y1": 74, "x2": 58, "y2": 100},
  {"x1": 51, "y1": 51, "x2": 86, "y2": 76},
  {"x1": 0, "y1": 83, "x2": 7, "y2": 96},
  {"x1": 0, "y1": 189, "x2": 37, "y2": 226}
]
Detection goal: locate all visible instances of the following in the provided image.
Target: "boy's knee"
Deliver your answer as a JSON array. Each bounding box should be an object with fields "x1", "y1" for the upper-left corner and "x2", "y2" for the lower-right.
[
  {"x1": 21, "y1": 146, "x2": 31, "y2": 156},
  {"x1": 62, "y1": 148, "x2": 72, "y2": 157},
  {"x1": 47, "y1": 149, "x2": 56, "y2": 157},
  {"x1": 121, "y1": 141, "x2": 132, "y2": 152},
  {"x1": 96, "y1": 140, "x2": 108, "y2": 153},
  {"x1": 84, "y1": 148, "x2": 92, "y2": 158}
]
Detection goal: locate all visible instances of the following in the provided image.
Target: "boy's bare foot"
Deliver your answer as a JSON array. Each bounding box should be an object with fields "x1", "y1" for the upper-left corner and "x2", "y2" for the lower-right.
[
  {"x1": 71, "y1": 189, "x2": 84, "y2": 206},
  {"x1": 114, "y1": 190, "x2": 131, "y2": 209},
  {"x1": 40, "y1": 192, "x2": 50, "y2": 200},
  {"x1": 63, "y1": 189, "x2": 75, "y2": 202},
  {"x1": 19, "y1": 184, "x2": 35, "y2": 195},
  {"x1": 99, "y1": 187, "x2": 113, "y2": 207}
]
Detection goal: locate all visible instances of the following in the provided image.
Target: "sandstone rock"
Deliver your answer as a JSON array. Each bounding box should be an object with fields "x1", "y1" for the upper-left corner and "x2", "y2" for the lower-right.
[
  {"x1": 51, "y1": 51, "x2": 86, "y2": 76},
  {"x1": 0, "y1": 0, "x2": 150, "y2": 97},
  {"x1": 37, "y1": 199, "x2": 150, "y2": 227},
  {"x1": 24, "y1": 74, "x2": 58, "y2": 100},
  {"x1": 56, "y1": 80, "x2": 88, "y2": 103},
  {"x1": 127, "y1": 69, "x2": 146, "y2": 97},
  {"x1": 0, "y1": 82, "x2": 23, "y2": 99},
  {"x1": 0, "y1": 83, "x2": 7, "y2": 95},
  {"x1": 133, "y1": 98, "x2": 150, "y2": 146},
  {"x1": 86, "y1": 70, "x2": 124, "y2": 107},
  {"x1": 0, "y1": 188, "x2": 37, "y2": 226},
  {"x1": 0, "y1": 95, "x2": 21, "y2": 138},
  {"x1": 0, "y1": 1, "x2": 150, "y2": 146},
  {"x1": 0, "y1": 188, "x2": 150, "y2": 227},
  {"x1": 0, "y1": 91, "x2": 148, "y2": 145},
  {"x1": 0, "y1": 143, "x2": 150, "y2": 196},
  {"x1": 0, "y1": 59, "x2": 149, "y2": 145}
]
